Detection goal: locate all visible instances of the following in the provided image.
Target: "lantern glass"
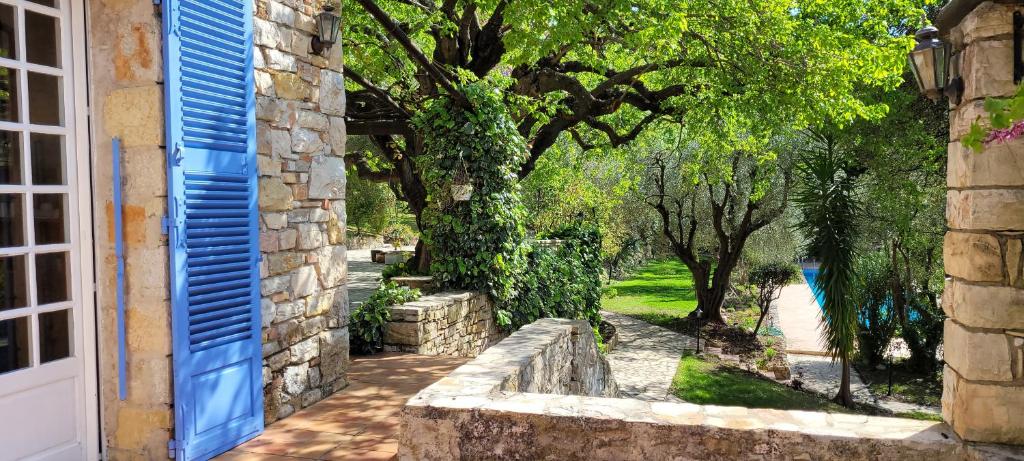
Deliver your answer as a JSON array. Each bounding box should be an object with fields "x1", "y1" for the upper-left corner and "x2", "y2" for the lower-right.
[
  {"x1": 316, "y1": 6, "x2": 340, "y2": 46},
  {"x1": 909, "y1": 47, "x2": 936, "y2": 93},
  {"x1": 908, "y1": 25, "x2": 948, "y2": 100}
]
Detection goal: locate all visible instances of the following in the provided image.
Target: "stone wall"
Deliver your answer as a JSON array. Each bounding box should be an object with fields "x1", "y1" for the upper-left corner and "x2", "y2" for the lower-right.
[
  {"x1": 398, "y1": 320, "x2": 1007, "y2": 461},
  {"x1": 384, "y1": 291, "x2": 505, "y2": 357},
  {"x1": 88, "y1": 0, "x2": 172, "y2": 458},
  {"x1": 940, "y1": 0, "x2": 1024, "y2": 445},
  {"x1": 254, "y1": 0, "x2": 350, "y2": 424}
]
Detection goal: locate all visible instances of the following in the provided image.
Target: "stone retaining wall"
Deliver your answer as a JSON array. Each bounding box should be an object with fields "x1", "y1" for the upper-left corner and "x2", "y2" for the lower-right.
[
  {"x1": 398, "y1": 319, "x2": 1005, "y2": 461},
  {"x1": 384, "y1": 291, "x2": 504, "y2": 357}
]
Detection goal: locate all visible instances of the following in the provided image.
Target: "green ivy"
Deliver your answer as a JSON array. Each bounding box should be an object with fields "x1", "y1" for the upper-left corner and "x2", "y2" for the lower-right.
[
  {"x1": 412, "y1": 82, "x2": 602, "y2": 330},
  {"x1": 349, "y1": 281, "x2": 421, "y2": 354}
]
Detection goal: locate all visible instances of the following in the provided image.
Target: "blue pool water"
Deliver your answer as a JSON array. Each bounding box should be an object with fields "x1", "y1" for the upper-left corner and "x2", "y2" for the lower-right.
[{"x1": 802, "y1": 268, "x2": 826, "y2": 310}]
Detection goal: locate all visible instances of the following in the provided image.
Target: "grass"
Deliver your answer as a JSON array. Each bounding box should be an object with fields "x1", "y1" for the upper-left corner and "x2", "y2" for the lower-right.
[
  {"x1": 601, "y1": 259, "x2": 698, "y2": 318},
  {"x1": 855, "y1": 359, "x2": 943, "y2": 408},
  {"x1": 672, "y1": 353, "x2": 851, "y2": 413}
]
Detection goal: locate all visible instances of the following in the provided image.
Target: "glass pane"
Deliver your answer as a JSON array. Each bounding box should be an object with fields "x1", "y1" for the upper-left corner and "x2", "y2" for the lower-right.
[
  {"x1": 26, "y1": 0, "x2": 57, "y2": 8},
  {"x1": 35, "y1": 251, "x2": 68, "y2": 304},
  {"x1": 25, "y1": 11, "x2": 59, "y2": 68},
  {"x1": 0, "y1": 4, "x2": 16, "y2": 59},
  {"x1": 0, "y1": 316, "x2": 29, "y2": 373},
  {"x1": 0, "y1": 255, "x2": 27, "y2": 311},
  {"x1": 27, "y1": 72, "x2": 61, "y2": 126},
  {"x1": 39, "y1": 308, "x2": 70, "y2": 363},
  {"x1": 33, "y1": 193, "x2": 66, "y2": 244},
  {"x1": 0, "y1": 130, "x2": 21, "y2": 184},
  {"x1": 29, "y1": 133, "x2": 64, "y2": 185},
  {"x1": 0, "y1": 67, "x2": 18, "y2": 122},
  {"x1": 0, "y1": 193, "x2": 23, "y2": 247}
]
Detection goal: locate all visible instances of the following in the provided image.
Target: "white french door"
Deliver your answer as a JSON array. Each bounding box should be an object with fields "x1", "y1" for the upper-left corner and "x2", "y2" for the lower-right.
[{"x1": 0, "y1": 0, "x2": 95, "y2": 459}]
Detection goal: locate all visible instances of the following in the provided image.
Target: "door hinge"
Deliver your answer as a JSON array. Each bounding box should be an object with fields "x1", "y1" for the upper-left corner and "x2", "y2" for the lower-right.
[
  {"x1": 167, "y1": 439, "x2": 177, "y2": 459},
  {"x1": 161, "y1": 215, "x2": 171, "y2": 235}
]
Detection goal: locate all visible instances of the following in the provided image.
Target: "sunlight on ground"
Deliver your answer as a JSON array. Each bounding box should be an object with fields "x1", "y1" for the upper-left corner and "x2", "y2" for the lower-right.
[{"x1": 601, "y1": 260, "x2": 698, "y2": 316}]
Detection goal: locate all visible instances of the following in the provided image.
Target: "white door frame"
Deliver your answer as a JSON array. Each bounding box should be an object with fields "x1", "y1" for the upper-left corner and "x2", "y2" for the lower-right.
[{"x1": 0, "y1": 0, "x2": 98, "y2": 458}]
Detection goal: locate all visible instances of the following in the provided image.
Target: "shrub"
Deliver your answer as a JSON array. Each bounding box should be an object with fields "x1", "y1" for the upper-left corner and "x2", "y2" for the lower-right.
[
  {"x1": 749, "y1": 262, "x2": 798, "y2": 334},
  {"x1": 382, "y1": 223, "x2": 416, "y2": 249},
  {"x1": 381, "y1": 261, "x2": 414, "y2": 280},
  {"x1": 349, "y1": 281, "x2": 421, "y2": 354},
  {"x1": 852, "y1": 252, "x2": 896, "y2": 367}
]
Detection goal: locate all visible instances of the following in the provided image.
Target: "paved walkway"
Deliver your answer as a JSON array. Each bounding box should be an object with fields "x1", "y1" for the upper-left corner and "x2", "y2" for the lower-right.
[
  {"x1": 788, "y1": 353, "x2": 940, "y2": 416},
  {"x1": 775, "y1": 277, "x2": 828, "y2": 355},
  {"x1": 217, "y1": 353, "x2": 469, "y2": 461},
  {"x1": 602, "y1": 311, "x2": 693, "y2": 402},
  {"x1": 347, "y1": 249, "x2": 385, "y2": 307}
]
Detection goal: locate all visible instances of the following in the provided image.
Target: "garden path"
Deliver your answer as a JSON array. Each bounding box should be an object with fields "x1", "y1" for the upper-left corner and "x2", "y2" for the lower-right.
[
  {"x1": 217, "y1": 353, "x2": 469, "y2": 461},
  {"x1": 787, "y1": 354, "x2": 940, "y2": 416},
  {"x1": 775, "y1": 276, "x2": 828, "y2": 355},
  {"x1": 602, "y1": 311, "x2": 693, "y2": 402},
  {"x1": 346, "y1": 246, "x2": 415, "y2": 306}
]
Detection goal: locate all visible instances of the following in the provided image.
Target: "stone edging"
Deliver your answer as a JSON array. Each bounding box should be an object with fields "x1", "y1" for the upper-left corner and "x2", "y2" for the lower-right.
[{"x1": 383, "y1": 291, "x2": 504, "y2": 357}]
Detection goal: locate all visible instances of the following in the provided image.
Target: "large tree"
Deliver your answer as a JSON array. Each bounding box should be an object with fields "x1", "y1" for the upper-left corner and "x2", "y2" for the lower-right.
[{"x1": 341, "y1": 0, "x2": 923, "y2": 267}]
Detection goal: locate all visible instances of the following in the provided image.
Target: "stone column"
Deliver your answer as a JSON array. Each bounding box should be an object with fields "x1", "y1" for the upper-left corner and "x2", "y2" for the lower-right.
[{"x1": 941, "y1": 0, "x2": 1024, "y2": 445}]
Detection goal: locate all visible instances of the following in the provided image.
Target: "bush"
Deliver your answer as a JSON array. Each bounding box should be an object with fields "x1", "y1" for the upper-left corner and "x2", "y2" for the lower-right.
[
  {"x1": 381, "y1": 261, "x2": 415, "y2": 280},
  {"x1": 852, "y1": 252, "x2": 897, "y2": 367},
  {"x1": 349, "y1": 282, "x2": 421, "y2": 354},
  {"x1": 382, "y1": 223, "x2": 416, "y2": 249},
  {"x1": 749, "y1": 262, "x2": 798, "y2": 334},
  {"x1": 346, "y1": 166, "x2": 399, "y2": 236}
]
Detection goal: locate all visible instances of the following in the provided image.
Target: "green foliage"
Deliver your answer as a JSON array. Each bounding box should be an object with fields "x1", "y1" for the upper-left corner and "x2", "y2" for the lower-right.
[
  {"x1": 963, "y1": 84, "x2": 1024, "y2": 151},
  {"x1": 381, "y1": 261, "x2": 416, "y2": 280},
  {"x1": 413, "y1": 83, "x2": 603, "y2": 329},
  {"x1": 852, "y1": 252, "x2": 897, "y2": 367},
  {"x1": 601, "y1": 259, "x2": 699, "y2": 318},
  {"x1": 382, "y1": 223, "x2": 416, "y2": 249},
  {"x1": 345, "y1": 166, "x2": 400, "y2": 236},
  {"x1": 749, "y1": 263, "x2": 798, "y2": 293},
  {"x1": 349, "y1": 281, "x2": 421, "y2": 354}
]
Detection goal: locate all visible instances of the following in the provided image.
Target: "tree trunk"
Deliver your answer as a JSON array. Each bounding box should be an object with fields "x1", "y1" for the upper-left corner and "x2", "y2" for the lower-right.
[
  {"x1": 833, "y1": 354, "x2": 854, "y2": 407},
  {"x1": 753, "y1": 307, "x2": 769, "y2": 336}
]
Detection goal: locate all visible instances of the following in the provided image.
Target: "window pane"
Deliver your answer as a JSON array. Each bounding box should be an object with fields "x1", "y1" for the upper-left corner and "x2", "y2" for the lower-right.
[
  {"x1": 26, "y1": 0, "x2": 57, "y2": 8},
  {"x1": 0, "y1": 255, "x2": 27, "y2": 311},
  {"x1": 29, "y1": 133, "x2": 64, "y2": 185},
  {"x1": 0, "y1": 67, "x2": 19, "y2": 122},
  {"x1": 0, "y1": 130, "x2": 21, "y2": 184},
  {"x1": 39, "y1": 308, "x2": 70, "y2": 363},
  {"x1": 33, "y1": 193, "x2": 66, "y2": 244},
  {"x1": 25, "y1": 11, "x2": 60, "y2": 68},
  {"x1": 35, "y1": 251, "x2": 68, "y2": 304},
  {"x1": 0, "y1": 4, "x2": 16, "y2": 59},
  {"x1": 0, "y1": 316, "x2": 29, "y2": 374},
  {"x1": 27, "y1": 72, "x2": 62, "y2": 126},
  {"x1": 0, "y1": 193, "x2": 24, "y2": 247}
]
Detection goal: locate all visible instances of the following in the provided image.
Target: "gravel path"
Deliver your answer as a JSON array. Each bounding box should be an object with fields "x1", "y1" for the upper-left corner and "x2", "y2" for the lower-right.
[
  {"x1": 788, "y1": 353, "x2": 940, "y2": 416},
  {"x1": 602, "y1": 311, "x2": 694, "y2": 402}
]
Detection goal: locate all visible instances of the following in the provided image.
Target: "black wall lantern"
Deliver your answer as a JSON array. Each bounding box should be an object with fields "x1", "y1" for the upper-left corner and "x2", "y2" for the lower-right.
[
  {"x1": 908, "y1": 25, "x2": 950, "y2": 101},
  {"x1": 311, "y1": 4, "x2": 341, "y2": 56}
]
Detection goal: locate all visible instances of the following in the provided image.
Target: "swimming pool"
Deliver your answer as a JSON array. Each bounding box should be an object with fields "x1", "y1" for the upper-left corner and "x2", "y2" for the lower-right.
[{"x1": 802, "y1": 267, "x2": 826, "y2": 309}]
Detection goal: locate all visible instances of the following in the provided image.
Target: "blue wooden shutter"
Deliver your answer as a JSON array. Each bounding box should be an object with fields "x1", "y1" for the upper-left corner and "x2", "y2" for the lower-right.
[{"x1": 163, "y1": 0, "x2": 263, "y2": 459}]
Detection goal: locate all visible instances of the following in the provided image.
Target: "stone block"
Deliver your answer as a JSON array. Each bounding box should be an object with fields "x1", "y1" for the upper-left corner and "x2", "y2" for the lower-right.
[
  {"x1": 291, "y1": 265, "x2": 318, "y2": 298},
  {"x1": 315, "y1": 245, "x2": 347, "y2": 288},
  {"x1": 261, "y1": 275, "x2": 290, "y2": 296},
  {"x1": 275, "y1": 300, "x2": 305, "y2": 323},
  {"x1": 309, "y1": 156, "x2": 346, "y2": 199},
  {"x1": 259, "y1": 177, "x2": 294, "y2": 211},
  {"x1": 122, "y1": 145, "x2": 166, "y2": 201},
  {"x1": 385, "y1": 321, "x2": 422, "y2": 346},
  {"x1": 948, "y1": 189, "x2": 1024, "y2": 231},
  {"x1": 255, "y1": 69, "x2": 275, "y2": 97},
  {"x1": 319, "y1": 69, "x2": 345, "y2": 116},
  {"x1": 279, "y1": 228, "x2": 298, "y2": 250},
  {"x1": 944, "y1": 231, "x2": 1004, "y2": 282},
  {"x1": 260, "y1": 231, "x2": 279, "y2": 253},
  {"x1": 301, "y1": 388, "x2": 323, "y2": 407},
  {"x1": 297, "y1": 110, "x2": 329, "y2": 131},
  {"x1": 264, "y1": 212, "x2": 287, "y2": 230},
  {"x1": 943, "y1": 319, "x2": 1014, "y2": 381},
  {"x1": 268, "y1": 2, "x2": 295, "y2": 26},
  {"x1": 265, "y1": 49, "x2": 297, "y2": 72},
  {"x1": 319, "y1": 327, "x2": 350, "y2": 383},
  {"x1": 114, "y1": 406, "x2": 173, "y2": 451},
  {"x1": 103, "y1": 85, "x2": 164, "y2": 147},
  {"x1": 291, "y1": 128, "x2": 324, "y2": 154},
  {"x1": 125, "y1": 356, "x2": 172, "y2": 405},
  {"x1": 290, "y1": 336, "x2": 319, "y2": 364},
  {"x1": 308, "y1": 208, "x2": 330, "y2": 223},
  {"x1": 254, "y1": 18, "x2": 281, "y2": 48},
  {"x1": 297, "y1": 61, "x2": 320, "y2": 84},
  {"x1": 268, "y1": 251, "x2": 304, "y2": 275},
  {"x1": 962, "y1": 39, "x2": 1016, "y2": 102},
  {"x1": 947, "y1": 140, "x2": 1024, "y2": 188},
  {"x1": 944, "y1": 280, "x2": 1024, "y2": 329},
  {"x1": 125, "y1": 305, "x2": 171, "y2": 356},
  {"x1": 308, "y1": 366, "x2": 321, "y2": 387},
  {"x1": 951, "y1": 2, "x2": 1024, "y2": 47},
  {"x1": 328, "y1": 116, "x2": 346, "y2": 156},
  {"x1": 1009, "y1": 238, "x2": 1023, "y2": 286},
  {"x1": 267, "y1": 350, "x2": 290, "y2": 371},
  {"x1": 261, "y1": 298, "x2": 275, "y2": 329},
  {"x1": 950, "y1": 99, "x2": 987, "y2": 142},
  {"x1": 269, "y1": 128, "x2": 292, "y2": 157},
  {"x1": 300, "y1": 316, "x2": 324, "y2": 338},
  {"x1": 944, "y1": 365, "x2": 1024, "y2": 444},
  {"x1": 258, "y1": 154, "x2": 281, "y2": 177},
  {"x1": 273, "y1": 72, "x2": 312, "y2": 101},
  {"x1": 283, "y1": 362, "x2": 309, "y2": 396},
  {"x1": 297, "y1": 223, "x2": 324, "y2": 250}
]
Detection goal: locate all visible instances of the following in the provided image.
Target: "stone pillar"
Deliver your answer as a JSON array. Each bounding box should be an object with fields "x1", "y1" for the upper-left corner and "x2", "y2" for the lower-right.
[
  {"x1": 88, "y1": 0, "x2": 172, "y2": 458},
  {"x1": 254, "y1": 0, "x2": 350, "y2": 423},
  {"x1": 941, "y1": 0, "x2": 1024, "y2": 445}
]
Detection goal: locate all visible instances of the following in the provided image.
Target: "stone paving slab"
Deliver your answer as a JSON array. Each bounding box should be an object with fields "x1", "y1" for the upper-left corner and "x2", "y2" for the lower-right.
[
  {"x1": 775, "y1": 277, "x2": 829, "y2": 355},
  {"x1": 602, "y1": 311, "x2": 693, "y2": 402},
  {"x1": 788, "y1": 353, "x2": 940, "y2": 416}
]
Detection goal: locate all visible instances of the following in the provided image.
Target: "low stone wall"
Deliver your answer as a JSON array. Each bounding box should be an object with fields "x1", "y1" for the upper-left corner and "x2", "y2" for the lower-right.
[
  {"x1": 399, "y1": 320, "x2": 1002, "y2": 461},
  {"x1": 384, "y1": 291, "x2": 504, "y2": 357}
]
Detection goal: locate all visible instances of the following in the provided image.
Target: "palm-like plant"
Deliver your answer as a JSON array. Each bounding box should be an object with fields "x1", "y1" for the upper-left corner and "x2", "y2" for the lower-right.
[{"x1": 794, "y1": 149, "x2": 860, "y2": 407}]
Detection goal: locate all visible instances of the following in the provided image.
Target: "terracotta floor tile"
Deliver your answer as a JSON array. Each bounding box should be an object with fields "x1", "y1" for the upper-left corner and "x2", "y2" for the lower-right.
[{"x1": 321, "y1": 448, "x2": 398, "y2": 461}]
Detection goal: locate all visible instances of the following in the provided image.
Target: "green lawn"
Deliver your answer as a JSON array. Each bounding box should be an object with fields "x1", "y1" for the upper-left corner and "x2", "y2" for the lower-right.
[
  {"x1": 672, "y1": 354, "x2": 851, "y2": 413},
  {"x1": 602, "y1": 259, "x2": 698, "y2": 317}
]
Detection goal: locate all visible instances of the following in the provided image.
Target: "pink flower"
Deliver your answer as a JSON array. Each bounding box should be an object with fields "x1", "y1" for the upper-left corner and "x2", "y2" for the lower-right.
[{"x1": 984, "y1": 120, "x2": 1024, "y2": 146}]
